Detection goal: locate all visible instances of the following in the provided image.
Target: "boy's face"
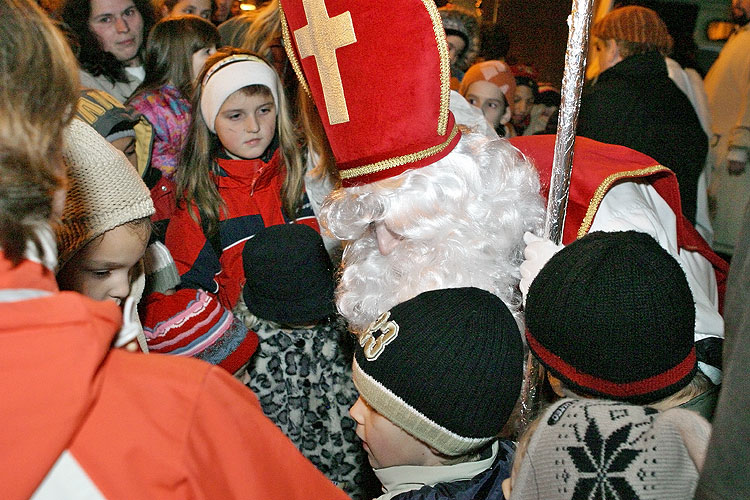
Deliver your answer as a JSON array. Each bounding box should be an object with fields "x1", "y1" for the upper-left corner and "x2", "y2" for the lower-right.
[
  {"x1": 464, "y1": 80, "x2": 510, "y2": 129},
  {"x1": 349, "y1": 396, "x2": 439, "y2": 469},
  {"x1": 446, "y1": 34, "x2": 466, "y2": 67},
  {"x1": 57, "y1": 222, "x2": 149, "y2": 305},
  {"x1": 512, "y1": 85, "x2": 535, "y2": 126}
]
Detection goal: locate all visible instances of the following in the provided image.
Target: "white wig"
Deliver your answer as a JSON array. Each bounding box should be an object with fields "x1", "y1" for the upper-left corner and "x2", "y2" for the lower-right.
[{"x1": 320, "y1": 130, "x2": 545, "y2": 332}]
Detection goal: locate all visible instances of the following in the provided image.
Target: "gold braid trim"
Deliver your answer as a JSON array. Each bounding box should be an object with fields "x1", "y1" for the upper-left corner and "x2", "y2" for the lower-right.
[
  {"x1": 341, "y1": 123, "x2": 459, "y2": 180},
  {"x1": 578, "y1": 164, "x2": 671, "y2": 239},
  {"x1": 280, "y1": 6, "x2": 312, "y2": 99},
  {"x1": 423, "y1": 0, "x2": 451, "y2": 136}
]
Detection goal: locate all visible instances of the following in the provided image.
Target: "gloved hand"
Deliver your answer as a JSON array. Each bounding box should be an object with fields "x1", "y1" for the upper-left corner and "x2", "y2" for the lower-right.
[{"x1": 519, "y1": 232, "x2": 565, "y2": 305}]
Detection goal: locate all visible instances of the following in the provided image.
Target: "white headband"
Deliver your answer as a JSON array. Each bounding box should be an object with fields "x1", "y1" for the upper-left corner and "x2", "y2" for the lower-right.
[{"x1": 200, "y1": 55, "x2": 280, "y2": 133}]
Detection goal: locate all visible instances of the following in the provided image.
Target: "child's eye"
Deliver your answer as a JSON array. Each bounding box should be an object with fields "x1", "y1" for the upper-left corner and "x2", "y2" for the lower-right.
[
  {"x1": 228, "y1": 113, "x2": 242, "y2": 120},
  {"x1": 97, "y1": 15, "x2": 113, "y2": 23},
  {"x1": 183, "y1": 6, "x2": 195, "y2": 13},
  {"x1": 90, "y1": 269, "x2": 112, "y2": 279},
  {"x1": 123, "y1": 7, "x2": 136, "y2": 17},
  {"x1": 467, "y1": 97, "x2": 477, "y2": 105},
  {"x1": 488, "y1": 102, "x2": 498, "y2": 109}
]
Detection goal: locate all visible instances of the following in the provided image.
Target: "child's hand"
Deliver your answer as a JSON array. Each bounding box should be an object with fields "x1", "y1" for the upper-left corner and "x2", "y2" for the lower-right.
[{"x1": 519, "y1": 232, "x2": 564, "y2": 306}]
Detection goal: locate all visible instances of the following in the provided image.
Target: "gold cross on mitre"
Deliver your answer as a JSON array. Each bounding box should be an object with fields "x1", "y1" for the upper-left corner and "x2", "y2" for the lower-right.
[{"x1": 293, "y1": 0, "x2": 357, "y2": 125}]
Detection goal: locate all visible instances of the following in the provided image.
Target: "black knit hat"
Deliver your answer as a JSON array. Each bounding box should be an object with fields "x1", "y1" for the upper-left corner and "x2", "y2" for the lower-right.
[
  {"x1": 242, "y1": 224, "x2": 336, "y2": 325},
  {"x1": 525, "y1": 231, "x2": 697, "y2": 404},
  {"x1": 352, "y1": 287, "x2": 523, "y2": 456}
]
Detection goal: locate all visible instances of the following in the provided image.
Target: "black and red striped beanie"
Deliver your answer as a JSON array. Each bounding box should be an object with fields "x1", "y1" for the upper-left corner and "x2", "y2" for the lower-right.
[{"x1": 525, "y1": 230, "x2": 696, "y2": 404}]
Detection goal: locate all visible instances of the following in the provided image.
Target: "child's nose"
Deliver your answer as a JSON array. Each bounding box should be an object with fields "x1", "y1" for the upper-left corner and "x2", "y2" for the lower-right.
[
  {"x1": 245, "y1": 116, "x2": 260, "y2": 133},
  {"x1": 349, "y1": 397, "x2": 366, "y2": 424},
  {"x1": 109, "y1": 276, "x2": 131, "y2": 305}
]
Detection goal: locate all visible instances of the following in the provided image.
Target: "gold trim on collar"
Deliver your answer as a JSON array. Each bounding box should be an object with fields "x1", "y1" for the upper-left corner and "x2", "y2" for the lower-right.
[
  {"x1": 340, "y1": 123, "x2": 459, "y2": 180},
  {"x1": 578, "y1": 165, "x2": 670, "y2": 238}
]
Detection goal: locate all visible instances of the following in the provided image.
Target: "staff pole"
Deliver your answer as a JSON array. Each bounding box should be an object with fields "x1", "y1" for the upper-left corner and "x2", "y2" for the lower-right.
[{"x1": 519, "y1": 0, "x2": 595, "y2": 430}]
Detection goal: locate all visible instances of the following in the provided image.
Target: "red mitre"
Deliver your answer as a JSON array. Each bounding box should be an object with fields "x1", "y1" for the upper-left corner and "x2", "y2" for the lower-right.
[{"x1": 279, "y1": 0, "x2": 461, "y2": 187}]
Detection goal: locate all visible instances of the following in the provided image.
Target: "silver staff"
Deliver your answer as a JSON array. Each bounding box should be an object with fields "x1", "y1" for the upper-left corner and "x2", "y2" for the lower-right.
[{"x1": 519, "y1": 0, "x2": 595, "y2": 430}]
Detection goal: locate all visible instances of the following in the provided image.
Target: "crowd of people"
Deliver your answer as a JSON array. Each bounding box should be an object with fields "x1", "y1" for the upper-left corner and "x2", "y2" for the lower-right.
[{"x1": 1, "y1": 0, "x2": 748, "y2": 498}]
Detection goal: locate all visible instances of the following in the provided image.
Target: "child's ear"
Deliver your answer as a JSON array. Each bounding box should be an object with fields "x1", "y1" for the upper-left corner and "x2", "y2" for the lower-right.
[
  {"x1": 500, "y1": 106, "x2": 512, "y2": 125},
  {"x1": 547, "y1": 373, "x2": 566, "y2": 398},
  {"x1": 604, "y1": 39, "x2": 622, "y2": 68}
]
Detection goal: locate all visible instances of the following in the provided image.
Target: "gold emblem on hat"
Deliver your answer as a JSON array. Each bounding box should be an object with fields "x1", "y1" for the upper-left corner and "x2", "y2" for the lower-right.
[{"x1": 360, "y1": 311, "x2": 399, "y2": 361}]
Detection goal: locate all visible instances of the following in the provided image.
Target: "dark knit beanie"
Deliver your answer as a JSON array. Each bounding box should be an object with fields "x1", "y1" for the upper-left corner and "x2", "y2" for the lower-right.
[
  {"x1": 242, "y1": 223, "x2": 336, "y2": 325},
  {"x1": 592, "y1": 6, "x2": 674, "y2": 54},
  {"x1": 352, "y1": 287, "x2": 523, "y2": 456},
  {"x1": 525, "y1": 231, "x2": 697, "y2": 404}
]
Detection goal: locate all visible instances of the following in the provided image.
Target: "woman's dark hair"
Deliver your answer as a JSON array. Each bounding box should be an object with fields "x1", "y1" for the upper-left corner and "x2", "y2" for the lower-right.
[
  {"x1": 132, "y1": 15, "x2": 219, "y2": 99},
  {"x1": 58, "y1": 0, "x2": 156, "y2": 84}
]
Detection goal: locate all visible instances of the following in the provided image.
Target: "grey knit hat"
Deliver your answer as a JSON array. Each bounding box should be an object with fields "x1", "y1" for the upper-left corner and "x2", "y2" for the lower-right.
[
  {"x1": 352, "y1": 287, "x2": 523, "y2": 456},
  {"x1": 57, "y1": 119, "x2": 154, "y2": 269},
  {"x1": 511, "y1": 399, "x2": 710, "y2": 499}
]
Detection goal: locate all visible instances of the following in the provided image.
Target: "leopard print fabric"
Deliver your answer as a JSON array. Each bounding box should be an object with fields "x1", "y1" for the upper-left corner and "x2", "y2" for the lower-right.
[{"x1": 245, "y1": 315, "x2": 371, "y2": 499}]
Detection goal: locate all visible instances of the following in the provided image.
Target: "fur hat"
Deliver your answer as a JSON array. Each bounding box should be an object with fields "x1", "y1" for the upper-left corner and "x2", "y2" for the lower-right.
[
  {"x1": 242, "y1": 223, "x2": 336, "y2": 325},
  {"x1": 512, "y1": 399, "x2": 710, "y2": 499},
  {"x1": 459, "y1": 60, "x2": 517, "y2": 112},
  {"x1": 439, "y1": 3, "x2": 481, "y2": 72},
  {"x1": 75, "y1": 89, "x2": 154, "y2": 178},
  {"x1": 352, "y1": 287, "x2": 523, "y2": 456},
  {"x1": 592, "y1": 6, "x2": 674, "y2": 54},
  {"x1": 525, "y1": 231, "x2": 697, "y2": 404},
  {"x1": 57, "y1": 119, "x2": 155, "y2": 270}
]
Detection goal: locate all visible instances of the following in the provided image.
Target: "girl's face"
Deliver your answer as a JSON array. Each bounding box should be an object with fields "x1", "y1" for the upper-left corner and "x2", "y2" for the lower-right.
[
  {"x1": 191, "y1": 45, "x2": 217, "y2": 81},
  {"x1": 512, "y1": 85, "x2": 535, "y2": 126},
  {"x1": 57, "y1": 223, "x2": 149, "y2": 305},
  {"x1": 165, "y1": 0, "x2": 212, "y2": 19},
  {"x1": 464, "y1": 80, "x2": 510, "y2": 129},
  {"x1": 88, "y1": 0, "x2": 144, "y2": 66},
  {"x1": 214, "y1": 89, "x2": 277, "y2": 160}
]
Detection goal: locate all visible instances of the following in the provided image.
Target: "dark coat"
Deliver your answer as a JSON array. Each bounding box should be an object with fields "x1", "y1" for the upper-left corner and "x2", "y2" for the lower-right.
[
  {"x1": 391, "y1": 440, "x2": 514, "y2": 500},
  {"x1": 577, "y1": 51, "x2": 708, "y2": 224}
]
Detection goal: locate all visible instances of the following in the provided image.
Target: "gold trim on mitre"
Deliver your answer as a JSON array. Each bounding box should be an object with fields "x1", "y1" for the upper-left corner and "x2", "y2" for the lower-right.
[
  {"x1": 423, "y1": 0, "x2": 451, "y2": 136},
  {"x1": 578, "y1": 165, "x2": 671, "y2": 238},
  {"x1": 280, "y1": 5, "x2": 312, "y2": 99},
  {"x1": 340, "y1": 122, "x2": 459, "y2": 180}
]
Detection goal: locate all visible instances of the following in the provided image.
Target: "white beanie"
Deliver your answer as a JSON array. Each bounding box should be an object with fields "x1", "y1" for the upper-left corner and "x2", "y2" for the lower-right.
[{"x1": 57, "y1": 119, "x2": 154, "y2": 269}]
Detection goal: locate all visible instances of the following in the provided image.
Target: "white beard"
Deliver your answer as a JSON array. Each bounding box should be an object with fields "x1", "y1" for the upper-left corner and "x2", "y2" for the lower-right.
[{"x1": 321, "y1": 132, "x2": 545, "y2": 332}]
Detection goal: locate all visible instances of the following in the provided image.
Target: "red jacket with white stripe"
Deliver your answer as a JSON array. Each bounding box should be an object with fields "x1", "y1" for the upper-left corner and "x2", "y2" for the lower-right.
[{"x1": 165, "y1": 150, "x2": 319, "y2": 311}]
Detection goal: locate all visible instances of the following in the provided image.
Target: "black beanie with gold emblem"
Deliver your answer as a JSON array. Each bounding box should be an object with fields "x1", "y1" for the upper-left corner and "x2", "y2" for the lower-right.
[{"x1": 352, "y1": 287, "x2": 523, "y2": 456}]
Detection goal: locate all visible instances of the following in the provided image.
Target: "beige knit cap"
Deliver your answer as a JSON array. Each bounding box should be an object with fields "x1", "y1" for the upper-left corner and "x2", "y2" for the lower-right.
[
  {"x1": 592, "y1": 6, "x2": 674, "y2": 54},
  {"x1": 57, "y1": 119, "x2": 154, "y2": 269}
]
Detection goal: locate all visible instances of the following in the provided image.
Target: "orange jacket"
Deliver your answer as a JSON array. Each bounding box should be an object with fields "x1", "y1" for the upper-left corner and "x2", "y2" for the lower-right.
[{"x1": 0, "y1": 252, "x2": 349, "y2": 499}]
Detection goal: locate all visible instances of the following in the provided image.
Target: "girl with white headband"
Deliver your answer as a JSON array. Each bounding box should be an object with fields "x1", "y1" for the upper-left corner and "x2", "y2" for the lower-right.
[{"x1": 141, "y1": 48, "x2": 318, "y2": 372}]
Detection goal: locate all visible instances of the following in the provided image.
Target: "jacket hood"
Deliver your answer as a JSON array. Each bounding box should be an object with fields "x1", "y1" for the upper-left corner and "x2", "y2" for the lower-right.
[{"x1": 0, "y1": 255, "x2": 121, "y2": 498}]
